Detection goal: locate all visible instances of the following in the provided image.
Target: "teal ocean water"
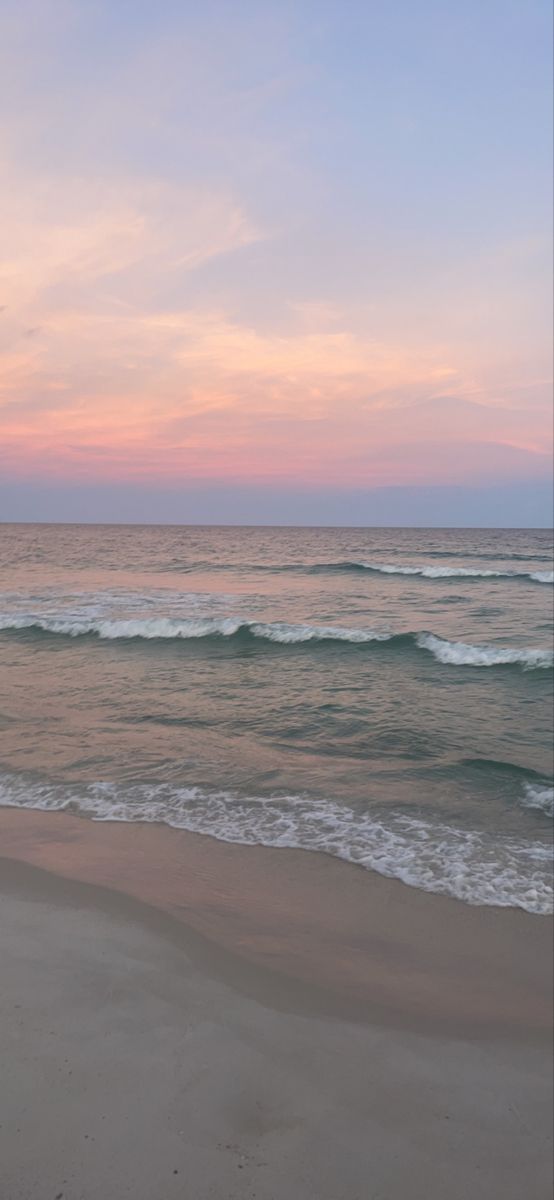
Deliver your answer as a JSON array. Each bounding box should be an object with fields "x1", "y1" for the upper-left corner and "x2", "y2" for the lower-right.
[{"x1": 0, "y1": 523, "x2": 552, "y2": 914}]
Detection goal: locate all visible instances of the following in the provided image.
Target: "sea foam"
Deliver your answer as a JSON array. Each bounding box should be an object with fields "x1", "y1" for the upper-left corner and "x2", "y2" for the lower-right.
[
  {"x1": 416, "y1": 633, "x2": 553, "y2": 670},
  {"x1": 521, "y1": 783, "x2": 554, "y2": 818},
  {"x1": 0, "y1": 772, "x2": 551, "y2": 915},
  {"x1": 0, "y1": 614, "x2": 551, "y2": 669},
  {"x1": 0, "y1": 614, "x2": 391, "y2": 644},
  {"x1": 355, "y1": 562, "x2": 554, "y2": 583}
]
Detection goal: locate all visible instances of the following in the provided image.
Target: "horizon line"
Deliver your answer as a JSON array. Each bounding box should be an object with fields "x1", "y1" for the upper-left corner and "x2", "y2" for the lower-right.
[{"x1": 1, "y1": 520, "x2": 552, "y2": 532}]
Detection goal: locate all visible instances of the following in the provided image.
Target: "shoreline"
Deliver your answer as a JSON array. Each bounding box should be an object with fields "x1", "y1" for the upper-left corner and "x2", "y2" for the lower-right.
[
  {"x1": 1, "y1": 820, "x2": 553, "y2": 1200},
  {"x1": 0, "y1": 806, "x2": 551, "y2": 1040}
]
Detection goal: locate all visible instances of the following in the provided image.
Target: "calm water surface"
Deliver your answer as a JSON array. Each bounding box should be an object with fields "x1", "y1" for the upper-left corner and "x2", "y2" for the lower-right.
[{"x1": 0, "y1": 524, "x2": 552, "y2": 913}]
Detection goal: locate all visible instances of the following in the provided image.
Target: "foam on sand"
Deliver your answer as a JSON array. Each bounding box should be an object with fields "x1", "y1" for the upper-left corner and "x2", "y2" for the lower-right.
[{"x1": 0, "y1": 771, "x2": 551, "y2": 915}]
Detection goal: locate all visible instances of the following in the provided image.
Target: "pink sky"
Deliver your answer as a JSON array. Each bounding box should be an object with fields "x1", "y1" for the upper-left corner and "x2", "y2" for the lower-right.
[{"x1": 0, "y1": 1, "x2": 552, "y2": 518}]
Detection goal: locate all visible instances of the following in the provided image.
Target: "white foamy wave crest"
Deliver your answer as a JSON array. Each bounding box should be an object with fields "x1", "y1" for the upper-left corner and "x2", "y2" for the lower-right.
[
  {"x1": 417, "y1": 633, "x2": 553, "y2": 670},
  {"x1": 0, "y1": 613, "x2": 550, "y2": 669},
  {"x1": 248, "y1": 622, "x2": 391, "y2": 644},
  {"x1": 521, "y1": 784, "x2": 554, "y2": 818},
  {"x1": 0, "y1": 615, "x2": 242, "y2": 639},
  {"x1": 0, "y1": 773, "x2": 551, "y2": 915},
  {"x1": 0, "y1": 614, "x2": 393, "y2": 644},
  {"x1": 358, "y1": 562, "x2": 553, "y2": 583}
]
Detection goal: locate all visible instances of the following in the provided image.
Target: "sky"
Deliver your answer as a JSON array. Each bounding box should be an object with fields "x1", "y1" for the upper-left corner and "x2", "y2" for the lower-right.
[{"x1": 0, "y1": 0, "x2": 552, "y2": 526}]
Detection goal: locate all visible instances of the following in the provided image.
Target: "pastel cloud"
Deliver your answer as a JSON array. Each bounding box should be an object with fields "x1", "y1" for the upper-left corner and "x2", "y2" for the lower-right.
[
  {"x1": 0, "y1": 153, "x2": 261, "y2": 311},
  {"x1": 2, "y1": 290, "x2": 550, "y2": 486},
  {"x1": 0, "y1": 0, "x2": 551, "y2": 510}
]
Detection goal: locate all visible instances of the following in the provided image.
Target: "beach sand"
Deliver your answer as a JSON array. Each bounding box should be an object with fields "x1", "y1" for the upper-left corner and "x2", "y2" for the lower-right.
[{"x1": 0, "y1": 809, "x2": 552, "y2": 1199}]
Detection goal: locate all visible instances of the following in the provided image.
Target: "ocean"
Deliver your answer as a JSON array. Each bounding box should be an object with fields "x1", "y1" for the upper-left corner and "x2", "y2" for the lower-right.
[{"x1": 0, "y1": 523, "x2": 552, "y2": 915}]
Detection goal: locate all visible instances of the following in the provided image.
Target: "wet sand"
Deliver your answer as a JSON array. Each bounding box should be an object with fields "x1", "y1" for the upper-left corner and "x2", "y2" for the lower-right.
[
  {"x1": 0, "y1": 809, "x2": 552, "y2": 1199},
  {"x1": 0, "y1": 807, "x2": 552, "y2": 1036}
]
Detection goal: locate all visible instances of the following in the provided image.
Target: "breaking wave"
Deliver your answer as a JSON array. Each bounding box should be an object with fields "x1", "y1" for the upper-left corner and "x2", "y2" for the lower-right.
[
  {"x1": 0, "y1": 771, "x2": 551, "y2": 914},
  {"x1": 0, "y1": 614, "x2": 551, "y2": 670},
  {"x1": 165, "y1": 559, "x2": 553, "y2": 581},
  {"x1": 321, "y1": 561, "x2": 554, "y2": 583},
  {"x1": 414, "y1": 633, "x2": 553, "y2": 669},
  {"x1": 521, "y1": 783, "x2": 554, "y2": 818},
  {"x1": 0, "y1": 614, "x2": 392, "y2": 645}
]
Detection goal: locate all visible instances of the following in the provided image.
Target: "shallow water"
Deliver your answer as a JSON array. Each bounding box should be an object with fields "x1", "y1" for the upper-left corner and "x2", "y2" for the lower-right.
[{"x1": 0, "y1": 523, "x2": 552, "y2": 913}]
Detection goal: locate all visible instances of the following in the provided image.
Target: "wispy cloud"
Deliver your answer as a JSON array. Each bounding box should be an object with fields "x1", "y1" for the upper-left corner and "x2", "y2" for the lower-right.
[{"x1": 0, "y1": 0, "x2": 551, "y2": 503}]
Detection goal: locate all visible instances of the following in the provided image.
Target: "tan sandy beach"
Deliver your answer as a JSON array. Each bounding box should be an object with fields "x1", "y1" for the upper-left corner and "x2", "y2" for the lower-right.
[{"x1": 0, "y1": 809, "x2": 553, "y2": 1200}]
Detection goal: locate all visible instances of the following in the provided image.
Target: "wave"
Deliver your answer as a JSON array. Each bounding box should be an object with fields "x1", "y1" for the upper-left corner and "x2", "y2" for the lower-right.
[
  {"x1": 165, "y1": 558, "x2": 554, "y2": 581},
  {"x1": 0, "y1": 614, "x2": 551, "y2": 670},
  {"x1": 521, "y1": 783, "x2": 554, "y2": 818},
  {"x1": 0, "y1": 771, "x2": 551, "y2": 914},
  {"x1": 460, "y1": 756, "x2": 550, "y2": 783},
  {"x1": 327, "y1": 562, "x2": 554, "y2": 583},
  {"x1": 0, "y1": 614, "x2": 393, "y2": 645},
  {"x1": 414, "y1": 633, "x2": 553, "y2": 669},
  {"x1": 404, "y1": 550, "x2": 553, "y2": 563},
  {"x1": 458, "y1": 760, "x2": 553, "y2": 816}
]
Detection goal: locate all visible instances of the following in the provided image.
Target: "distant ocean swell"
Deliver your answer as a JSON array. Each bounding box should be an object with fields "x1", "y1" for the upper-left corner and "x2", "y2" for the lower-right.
[
  {"x1": 384, "y1": 550, "x2": 553, "y2": 563},
  {"x1": 0, "y1": 771, "x2": 551, "y2": 915},
  {"x1": 306, "y1": 562, "x2": 554, "y2": 583},
  {"x1": 1, "y1": 615, "x2": 551, "y2": 670},
  {"x1": 163, "y1": 559, "x2": 554, "y2": 581}
]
